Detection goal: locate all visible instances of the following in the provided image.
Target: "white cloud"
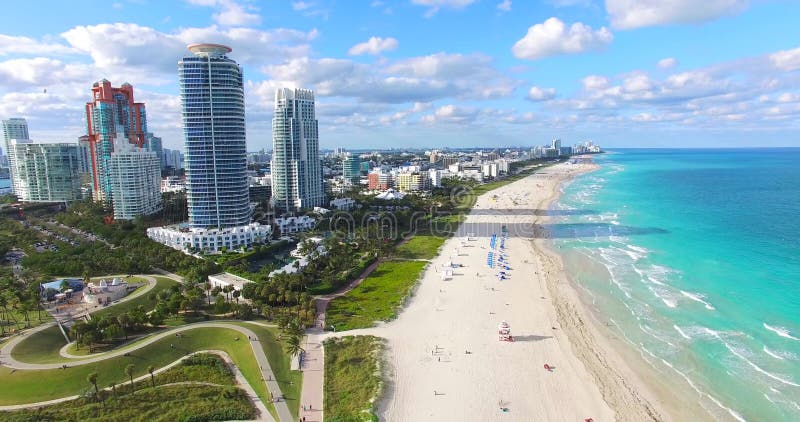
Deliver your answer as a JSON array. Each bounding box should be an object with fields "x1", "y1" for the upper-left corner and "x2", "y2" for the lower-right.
[
  {"x1": 421, "y1": 104, "x2": 479, "y2": 124},
  {"x1": 527, "y1": 86, "x2": 556, "y2": 101},
  {"x1": 770, "y1": 47, "x2": 800, "y2": 72},
  {"x1": 60, "y1": 23, "x2": 315, "y2": 76},
  {"x1": 657, "y1": 57, "x2": 677, "y2": 69},
  {"x1": 292, "y1": 1, "x2": 312, "y2": 11},
  {"x1": 512, "y1": 17, "x2": 613, "y2": 60},
  {"x1": 348, "y1": 37, "x2": 399, "y2": 56},
  {"x1": 186, "y1": 0, "x2": 261, "y2": 26},
  {"x1": 606, "y1": 0, "x2": 748, "y2": 30},
  {"x1": 581, "y1": 75, "x2": 610, "y2": 90},
  {"x1": 0, "y1": 34, "x2": 77, "y2": 56},
  {"x1": 497, "y1": 0, "x2": 512, "y2": 12},
  {"x1": 411, "y1": 0, "x2": 477, "y2": 17}
]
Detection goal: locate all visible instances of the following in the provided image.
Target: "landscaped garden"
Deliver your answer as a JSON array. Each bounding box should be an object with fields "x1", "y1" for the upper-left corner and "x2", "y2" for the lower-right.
[
  {"x1": 324, "y1": 336, "x2": 384, "y2": 422},
  {"x1": 0, "y1": 353, "x2": 257, "y2": 421},
  {"x1": 394, "y1": 235, "x2": 446, "y2": 260},
  {"x1": 325, "y1": 261, "x2": 427, "y2": 331}
]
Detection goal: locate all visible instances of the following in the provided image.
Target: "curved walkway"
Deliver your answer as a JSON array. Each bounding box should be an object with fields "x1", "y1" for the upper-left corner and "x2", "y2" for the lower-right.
[
  {"x1": 0, "y1": 322, "x2": 291, "y2": 421},
  {"x1": 0, "y1": 274, "x2": 159, "y2": 359},
  {"x1": 0, "y1": 350, "x2": 274, "y2": 421}
]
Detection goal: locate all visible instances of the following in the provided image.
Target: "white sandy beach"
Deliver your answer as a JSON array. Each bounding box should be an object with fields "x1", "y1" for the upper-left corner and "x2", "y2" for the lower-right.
[{"x1": 349, "y1": 161, "x2": 665, "y2": 421}]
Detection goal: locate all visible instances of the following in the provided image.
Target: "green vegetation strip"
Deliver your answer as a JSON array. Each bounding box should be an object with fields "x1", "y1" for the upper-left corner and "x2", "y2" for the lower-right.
[
  {"x1": 326, "y1": 261, "x2": 427, "y2": 331},
  {"x1": 1, "y1": 353, "x2": 256, "y2": 422},
  {"x1": 0, "y1": 327, "x2": 271, "y2": 409},
  {"x1": 324, "y1": 336, "x2": 384, "y2": 422},
  {"x1": 394, "y1": 235, "x2": 446, "y2": 260}
]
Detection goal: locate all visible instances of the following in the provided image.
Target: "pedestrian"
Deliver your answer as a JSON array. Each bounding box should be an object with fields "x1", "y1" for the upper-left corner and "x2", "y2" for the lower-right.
[
  {"x1": 309, "y1": 404, "x2": 312, "y2": 410},
  {"x1": 438, "y1": 357, "x2": 441, "y2": 362},
  {"x1": 303, "y1": 405, "x2": 306, "y2": 411}
]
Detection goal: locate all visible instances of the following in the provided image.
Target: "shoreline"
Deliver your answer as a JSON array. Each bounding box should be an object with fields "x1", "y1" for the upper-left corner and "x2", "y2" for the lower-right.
[
  {"x1": 537, "y1": 164, "x2": 722, "y2": 422},
  {"x1": 363, "y1": 160, "x2": 652, "y2": 421},
  {"x1": 530, "y1": 163, "x2": 669, "y2": 421}
]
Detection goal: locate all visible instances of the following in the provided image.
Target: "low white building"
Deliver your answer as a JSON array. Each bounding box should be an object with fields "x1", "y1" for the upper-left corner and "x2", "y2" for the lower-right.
[
  {"x1": 274, "y1": 216, "x2": 317, "y2": 234},
  {"x1": 84, "y1": 278, "x2": 131, "y2": 306},
  {"x1": 147, "y1": 222, "x2": 272, "y2": 254},
  {"x1": 160, "y1": 176, "x2": 186, "y2": 193},
  {"x1": 208, "y1": 272, "x2": 253, "y2": 292},
  {"x1": 330, "y1": 197, "x2": 356, "y2": 211}
]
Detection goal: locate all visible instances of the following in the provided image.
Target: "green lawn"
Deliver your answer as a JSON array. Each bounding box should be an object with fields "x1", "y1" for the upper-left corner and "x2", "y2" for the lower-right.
[
  {"x1": 11, "y1": 276, "x2": 178, "y2": 365},
  {"x1": 394, "y1": 235, "x2": 446, "y2": 260},
  {"x1": 324, "y1": 336, "x2": 384, "y2": 422},
  {"x1": 10, "y1": 324, "x2": 69, "y2": 364},
  {"x1": 326, "y1": 261, "x2": 427, "y2": 331},
  {"x1": 0, "y1": 353, "x2": 257, "y2": 422},
  {"x1": 89, "y1": 276, "x2": 177, "y2": 320},
  {"x1": 0, "y1": 326, "x2": 274, "y2": 412}
]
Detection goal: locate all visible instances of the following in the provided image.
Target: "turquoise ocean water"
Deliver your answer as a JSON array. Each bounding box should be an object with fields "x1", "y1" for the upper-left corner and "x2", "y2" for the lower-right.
[{"x1": 551, "y1": 149, "x2": 799, "y2": 421}]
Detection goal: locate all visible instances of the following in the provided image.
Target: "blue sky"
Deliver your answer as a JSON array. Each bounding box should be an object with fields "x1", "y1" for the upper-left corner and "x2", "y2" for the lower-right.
[{"x1": 1, "y1": 0, "x2": 799, "y2": 150}]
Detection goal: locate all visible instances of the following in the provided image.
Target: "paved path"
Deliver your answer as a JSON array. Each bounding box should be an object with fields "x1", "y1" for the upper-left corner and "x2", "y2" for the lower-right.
[
  {"x1": 1, "y1": 322, "x2": 291, "y2": 421},
  {"x1": 298, "y1": 236, "x2": 418, "y2": 421},
  {"x1": 0, "y1": 350, "x2": 274, "y2": 421}
]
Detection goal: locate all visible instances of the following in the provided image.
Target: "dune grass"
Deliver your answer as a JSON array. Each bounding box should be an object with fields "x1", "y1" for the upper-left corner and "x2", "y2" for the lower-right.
[
  {"x1": 394, "y1": 235, "x2": 446, "y2": 260},
  {"x1": 324, "y1": 336, "x2": 384, "y2": 422},
  {"x1": 325, "y1": 261, "x2": 427, "y2": 331}
]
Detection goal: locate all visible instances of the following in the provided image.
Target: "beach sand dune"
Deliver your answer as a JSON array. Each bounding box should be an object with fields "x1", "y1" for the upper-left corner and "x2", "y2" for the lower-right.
[{"x1": 350, "y1": 161, "x2": 665, "y2": 421}]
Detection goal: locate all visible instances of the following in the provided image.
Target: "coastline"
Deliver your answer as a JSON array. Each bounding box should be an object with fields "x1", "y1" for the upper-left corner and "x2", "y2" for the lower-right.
[
  {"x1": 530, "y1": 163, "x2": 670, "y2": 421},
  {"x1": 362, "y1": 160, "x2": 649, "y2": 421}
]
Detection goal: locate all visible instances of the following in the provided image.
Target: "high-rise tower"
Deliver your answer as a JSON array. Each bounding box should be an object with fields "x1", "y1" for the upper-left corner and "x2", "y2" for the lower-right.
[
  {"x1": 2, "y1": 117, "x2": 30, "y2": 195},
  {"x1": 84, "y1": 80, "x2": 147, "y2": 201},
  {"x1": 179, "y1": 43, "x2": 250, "y2": 229},
  {"x1": 271, "y1": 88, "x2": 325, "y2": 212}
]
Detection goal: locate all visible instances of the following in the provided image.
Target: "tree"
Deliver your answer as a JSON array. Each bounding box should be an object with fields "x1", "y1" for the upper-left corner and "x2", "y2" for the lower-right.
[
  {"x1": 285, "y1": 333, "x2": 303, "y2": 357},
  {"x1": 124, "y1": 364, "x2": 135, "y2": 392},
  {"x1": 147, "y1": 365, "x2": 155, "y2": 388},
  {"x1": 87, "y1": 372, "x2": 99, "y2": 401}
]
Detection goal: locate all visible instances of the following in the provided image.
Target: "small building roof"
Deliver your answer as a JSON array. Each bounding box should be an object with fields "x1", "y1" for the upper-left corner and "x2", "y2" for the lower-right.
[{"x1": 208, "y1": 272, "x2": 253, "y2": 290}]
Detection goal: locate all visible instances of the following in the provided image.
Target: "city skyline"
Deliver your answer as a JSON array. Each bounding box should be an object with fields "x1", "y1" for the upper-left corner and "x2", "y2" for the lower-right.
[{"x1": 0, "y1": 1, "x2": 799, "y2": 149}]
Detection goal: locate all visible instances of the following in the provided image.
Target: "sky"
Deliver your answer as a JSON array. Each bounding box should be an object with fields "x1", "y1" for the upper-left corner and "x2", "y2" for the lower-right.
[{"x1": 1, "y1": 0, "x2": 800, "y2": 151}]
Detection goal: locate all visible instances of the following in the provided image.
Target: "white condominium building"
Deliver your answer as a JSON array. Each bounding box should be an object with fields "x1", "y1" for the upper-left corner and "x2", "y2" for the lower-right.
[
  {"x1": 271, "y1": 88, "x2": 325, "y2": 212},
  {"x1": 8, "y1": 139, "x2": 82, "y2": 202},
  {"x1": 109, "y1": 134, "x2": 162, "y2": 220}
]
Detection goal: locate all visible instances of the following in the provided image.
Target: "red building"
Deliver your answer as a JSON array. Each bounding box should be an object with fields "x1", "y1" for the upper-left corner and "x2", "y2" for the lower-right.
[{"x1": 84, "y1": 80, "x2": 147, "y2": 200}]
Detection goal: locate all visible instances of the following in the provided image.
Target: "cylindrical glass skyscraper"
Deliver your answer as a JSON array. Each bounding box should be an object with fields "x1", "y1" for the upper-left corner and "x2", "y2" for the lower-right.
[{"x1": 179, "y1": 43, "x2": 250, "y2": 229}]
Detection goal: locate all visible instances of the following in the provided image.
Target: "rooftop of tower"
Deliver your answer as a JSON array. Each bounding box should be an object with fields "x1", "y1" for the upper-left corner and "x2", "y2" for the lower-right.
[{"x1": 187, "y1": 43, "x2": 232, "y2": 58}]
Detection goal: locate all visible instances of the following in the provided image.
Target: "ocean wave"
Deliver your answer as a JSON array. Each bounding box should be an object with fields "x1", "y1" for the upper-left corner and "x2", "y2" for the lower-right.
[
  {"x1": 706, "y1": 328, "x2": 800, "y2": 388},
  {"x1": 674, "y1": 325, "x2": 692, "y2": 340},
  {"x1": 627, "y1": 244, "x2": 649, "y2": 254},
  {"x1": 763, "y1": 323, "x2": 800, "y2": 341},
  {"x1": 763, "y1": 346, "x2": 788, "y2": 360},
  {"x1": 680, "y1": 290, "x2": 716, "y2": 310},
  {"x1": 648, "y1": 286, "x2": 677, "y2": 308}
]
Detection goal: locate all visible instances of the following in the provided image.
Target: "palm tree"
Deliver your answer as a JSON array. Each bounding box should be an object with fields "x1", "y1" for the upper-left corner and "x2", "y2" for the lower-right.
[
  {"x1": 87, "y1": 372, "x2": 99, "y2": 401},
  {"x1": 285, "y1": 333, "x2": 303, "y2": 357},
  {"x1": 124, "y1": 364, "x2": 135, "y2": 392},
  {"x1": 147, "y1": 365, "x2": 155, "y2": 388}
]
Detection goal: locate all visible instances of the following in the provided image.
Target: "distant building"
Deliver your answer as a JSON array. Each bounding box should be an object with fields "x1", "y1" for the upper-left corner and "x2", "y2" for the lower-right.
[
  {"x1": 2, "y1": 117, "x2": 30, "y2": 195},
  {"x1": 274, "y1": 215, "x2": 317, "y2": 234},
  {"x1": 109, "y1": 133, "x2": 162, "y2": 220},
  {"x1": 144, "y1": 132, "x2": 163, "y2": 168},
  {"x1": 342, "y1": 156, "x2": 361, "y2": 186},
  {"x1": 395, "y1": 172, "x2": 429, "y2": 192},
  {"x1": 271, "y1": 88, "x2": 325, "y2": 212},
  {"x1": 162, "y1": 148, "x2": 184, "y2": 169},
  {"x1": 84, "y1": 80, "x2": 147, "y2": 201},
  {"x1": 208, "y1": 272, "x2": 253, "y2": 292},
  {"x1": 249, "y1": 184, "x2": 271, "y2": 203},
  {"x1": 330, "y1": 197, "x2": 356, "y2": 211},
  {"x1": 368, "y1": 171, "x2": 393, "y2": 190},
  {"x1": 161, "y1": 176, "x2": 186, "y2": 193},
  {"x1": 8, "y1": 139, "x2": 82, "y2": 202},
  {"x1": 147, "y1": 222, "x2": 271, "y2": 254},
  {"x1": 375, "y1": 189, "x2": 406, "y2": 200}
]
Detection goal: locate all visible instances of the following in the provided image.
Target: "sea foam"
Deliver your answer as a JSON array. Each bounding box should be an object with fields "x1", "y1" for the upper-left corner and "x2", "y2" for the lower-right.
[
  {"x1": 764, "y1": 323, "x2": 800, "y2": 341},
  {"x1": 680, "y1": 290, "x2": 716, "y2": 310}
]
